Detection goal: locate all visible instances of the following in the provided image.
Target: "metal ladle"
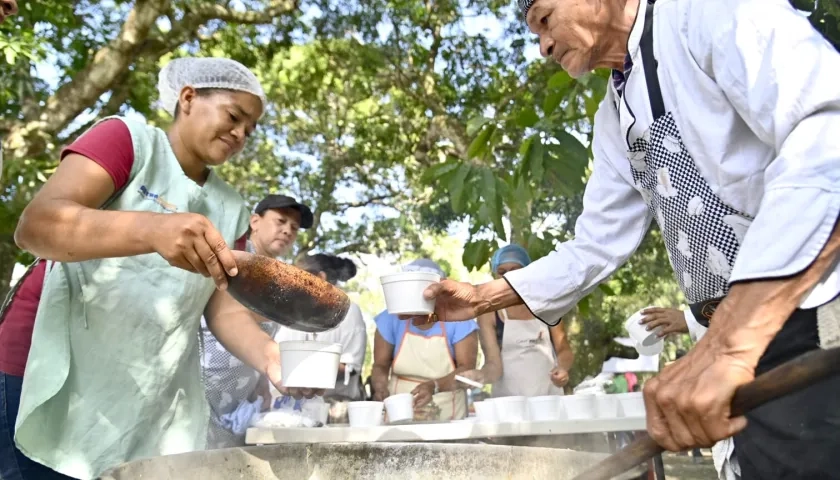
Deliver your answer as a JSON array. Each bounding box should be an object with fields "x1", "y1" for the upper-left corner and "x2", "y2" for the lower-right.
[{"x1": 226, "y1": 251, "x2": 351, "y2": 333}]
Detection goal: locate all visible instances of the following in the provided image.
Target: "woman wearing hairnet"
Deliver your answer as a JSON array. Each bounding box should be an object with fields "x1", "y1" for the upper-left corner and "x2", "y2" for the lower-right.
[
  {"x1": 460, "y1": 245, "x2": 575, "y2": 397},
  {"x1": 0, "y1": 58, "x2": 291, "y2": 479}
]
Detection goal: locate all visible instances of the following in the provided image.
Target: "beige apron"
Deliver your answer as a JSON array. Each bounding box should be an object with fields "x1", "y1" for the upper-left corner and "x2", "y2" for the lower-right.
[
  {"x1": 388, "y1": 322, "x2": 466, "y2": 421},
  {"x1": 493, "y1": 309, "x2": 565, "y2": 398}
]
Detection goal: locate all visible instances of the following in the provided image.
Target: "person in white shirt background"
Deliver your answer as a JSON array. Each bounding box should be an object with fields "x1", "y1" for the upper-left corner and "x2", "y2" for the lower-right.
[
  {"x1": 274, "y1": 253, "x2": 368, "y2": 423},
  {"x1": 421, "y1": 0, "x2": 840, "y2": 478},
  {"x1": 460, "y1": 244, "x2": 575, "y2": 398},
  {"x1": 201, "y1": 194, "x2": 314, "y2": 449}
]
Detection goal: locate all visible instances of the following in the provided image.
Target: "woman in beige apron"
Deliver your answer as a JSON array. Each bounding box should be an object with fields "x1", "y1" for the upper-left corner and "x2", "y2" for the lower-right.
[
  {"x1": 461, "y1": 245, "x2": 575, "y2": 399},
  {"x1": 371, "y1": 259, "x2": 479, "y2": 421},
  {"x1": 492, "y1": 308, "x2": 568, "y2": 397}
]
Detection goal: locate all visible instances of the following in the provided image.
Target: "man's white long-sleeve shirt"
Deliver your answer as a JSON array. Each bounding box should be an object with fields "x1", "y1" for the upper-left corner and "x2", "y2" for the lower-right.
[{"x1": 506, "y1": 0, "x2": 840, "y2": 325}]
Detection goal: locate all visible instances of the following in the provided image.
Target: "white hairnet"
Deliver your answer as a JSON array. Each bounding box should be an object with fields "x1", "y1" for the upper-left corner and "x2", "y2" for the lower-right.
[{"x1": 157, "y1": 57, "x2": 267, "y2": 117}]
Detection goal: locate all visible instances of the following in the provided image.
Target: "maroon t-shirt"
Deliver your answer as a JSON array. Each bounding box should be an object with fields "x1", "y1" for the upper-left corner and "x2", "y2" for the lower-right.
[{"x1": 0, "y1": 119, "x2": 247, "y2": 376}]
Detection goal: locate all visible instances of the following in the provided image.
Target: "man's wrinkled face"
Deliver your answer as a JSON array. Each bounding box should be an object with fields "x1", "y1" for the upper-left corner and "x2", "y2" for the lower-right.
[
  {"x1": 1, "y1": 1, "x2": 18, "y2": 23},
  {"x1": 526, "y1": 0, "x2": 601, "y2": 78}
]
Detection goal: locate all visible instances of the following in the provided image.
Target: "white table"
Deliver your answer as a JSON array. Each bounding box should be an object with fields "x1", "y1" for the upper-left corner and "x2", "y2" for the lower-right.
[{"x1": 245, "y1": 416, "x2": 646, "y2": 445}]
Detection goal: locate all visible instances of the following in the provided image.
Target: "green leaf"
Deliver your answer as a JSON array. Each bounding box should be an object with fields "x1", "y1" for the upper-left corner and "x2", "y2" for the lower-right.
[
  {"x1": 518, "y1": 136, "x2": 534, "y2": 157},
  {"x1": 598, "y1": 283, "x2": 616, "y2": 296},
  {"x1": 463, "y1": 239, "x2": 493, "y2": 271},
  {"x1": 466, "y1": 116, "x2": 490, "y2": 137},
  {"x1": 578, "y1": 295, "x2": 591, "y2": 318},
  {"x1": 527, "y1": 137, "x2": 545, "y2": 181},
  {"x1": 542, "y1": 91, "x2": 564, "y2": 116},
  {"x1": 548, "y1": 71, "x2": 573, "y2": 90},
  {"x1": 421, "y1": 160, "x2": 461, "y2": 183},
  {"x1": 448, "y1": 163, "x2": 472, "y2": 213},
  {"x1": 516, "y1": 106, "x2": 540, "y2": 128},
  {"x1": 4, "y1": 48, "x2": 16, "y2": 65},
  {"x1": 467, "y1": 125, "x2": 495, "y2": 159},
  {"x1": 481, "y1": 169, "x2": 506, "y2": 240},
  {"x1": 584, "y1": 93, "x2": 600, "y2": 117}
]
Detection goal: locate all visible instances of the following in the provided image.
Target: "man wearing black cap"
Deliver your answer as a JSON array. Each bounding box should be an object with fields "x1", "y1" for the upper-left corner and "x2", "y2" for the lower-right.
[{"x1": 246, "y1": 194, "x2": 314, "y2": 259}]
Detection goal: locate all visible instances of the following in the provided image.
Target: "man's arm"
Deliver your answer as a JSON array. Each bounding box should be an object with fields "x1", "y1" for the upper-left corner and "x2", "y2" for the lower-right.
[
  {"x1": 431, "y1": 99, "x2": 653, "y2": 324},
  {"x1": 644, "y1": 218, "x2": 840, "y2": 451},
  {"x1": 502, "y1": 103, "x2": 652, "y2": 325}
]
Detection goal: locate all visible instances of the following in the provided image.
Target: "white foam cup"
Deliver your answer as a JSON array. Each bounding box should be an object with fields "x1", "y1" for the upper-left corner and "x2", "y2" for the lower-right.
[
  {"x1": 595, "y1": 394, "x2": 620, "y2": 419},
  {"x1": 380, "y1": 272, "x2": 440, "y2": 315},
  {"x1": 616, "y1": 392, "x2": 646, "y2": 417},
  {"x1": 347, "y1": 401, "x2": 384, "y2": 427},
  {"x1": 527, "y1": 396, "x2": 562, "y2": 422},
  {"x1": 624, "y1": 308, "x2": 664, "y2": 356},
  {"x1": 493, "y1": 396, "x2": 528, "y2": 423},
  {"x1": 473, "y1": 401, "x2": 499, "y2": 423},
  {"x1": 563, "y1": 394, "x2": 597, "y2": 420},
  {"x1": 279, "y1": 341, "x2": 341, "y2": 389},
  {"x1": 384, "y1": 393, "x2": 414, "y2": 423}
]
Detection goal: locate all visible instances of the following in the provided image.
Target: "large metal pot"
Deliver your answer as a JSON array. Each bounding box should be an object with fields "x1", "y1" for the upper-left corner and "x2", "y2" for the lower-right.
[{"x1": 99, "y1": 442, "x2": 643, "y2": 479}]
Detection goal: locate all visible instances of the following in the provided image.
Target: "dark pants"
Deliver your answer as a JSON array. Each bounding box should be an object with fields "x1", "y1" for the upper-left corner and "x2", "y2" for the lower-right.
[
  {"x1": 0, "y1": 372, "x2": 74, "y2": 480},
  {"x1": 734, "y1": 307, "x2": 840, "y2": 480}
]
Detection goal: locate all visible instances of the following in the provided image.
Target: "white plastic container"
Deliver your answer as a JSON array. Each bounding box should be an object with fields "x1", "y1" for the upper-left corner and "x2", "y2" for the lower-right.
[
  {"x1": 595, "y1": 394, "x2": 620, "y2": 419},
  {"x1": 493, "y1": 396, "x2": 528, "y2": 423},
  {"x1": 527, "y1": 396, "x2": 563, "y2": 422},
  {"x1": 473, "y1": 401, "x2": 499, "y2": 423},
  {"x1": 279, "y1": 341, "x2": 342, "y2": 389},
  {"x1": 347, "y1": 401, "x2": 384, "y2": 427},
  {"x1": 563, "y1": 395, "x2": 597, "y2": 420},
  {"x1": 616, "y1": 392, "x2": 646, "y2": 417},
  {"x1": 380, "y1": 272, "x2": 440, "y2": 315},
  {"x1": 624, "y1": 308, "x2": 664, "y2": 356},
  {"x1": 384, "y1": 393, "x2": 414, "y2": 423}
]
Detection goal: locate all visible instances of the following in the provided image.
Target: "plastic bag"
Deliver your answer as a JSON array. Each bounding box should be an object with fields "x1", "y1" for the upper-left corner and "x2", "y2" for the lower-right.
[
  {"x1": 573, "y1": 372, "x2": 615, "y2": 395},
  {"x1": 249, "y1": 395, "x2": 328, "y2": 429}
]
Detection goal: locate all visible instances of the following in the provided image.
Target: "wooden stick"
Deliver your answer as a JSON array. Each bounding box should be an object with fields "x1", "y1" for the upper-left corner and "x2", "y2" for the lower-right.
[{"x1": 572, "y1": 347, "x2": 840, "y2": 480}]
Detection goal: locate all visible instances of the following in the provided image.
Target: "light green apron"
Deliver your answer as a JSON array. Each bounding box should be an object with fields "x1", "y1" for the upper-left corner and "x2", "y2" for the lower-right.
[{"x1": 14, "y1": 116, "x2": 250, "y2": 479}]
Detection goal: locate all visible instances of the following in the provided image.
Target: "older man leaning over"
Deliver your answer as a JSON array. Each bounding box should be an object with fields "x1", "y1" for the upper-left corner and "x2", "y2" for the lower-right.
[{"x1": 423, "y1": 0, "x2": 840, "y2": 479}]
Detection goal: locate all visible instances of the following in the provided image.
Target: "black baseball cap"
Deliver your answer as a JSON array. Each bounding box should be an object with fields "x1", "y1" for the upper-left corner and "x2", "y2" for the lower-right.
[{"x1": 254, "y1": 194, "x2": 314, "y2": 229}]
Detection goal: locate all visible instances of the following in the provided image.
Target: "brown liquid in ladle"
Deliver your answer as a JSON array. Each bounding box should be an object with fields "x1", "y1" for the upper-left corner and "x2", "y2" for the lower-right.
[{"x1": 226, "y1": 251, "x2": 350, "y2": 333}]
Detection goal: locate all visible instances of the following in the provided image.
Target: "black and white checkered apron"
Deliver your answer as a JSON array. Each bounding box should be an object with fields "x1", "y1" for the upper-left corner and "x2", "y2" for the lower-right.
[{"x1": 629, "y1": 5, "x2": 840, "y2": 479}]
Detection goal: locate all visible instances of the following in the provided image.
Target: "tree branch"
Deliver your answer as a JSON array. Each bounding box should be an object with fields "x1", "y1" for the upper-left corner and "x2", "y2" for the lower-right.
[
  {"x1": 335, "y1": 193, "x2": 394, "y2": 210},
  {"x1": 4, "y1": 0, "x2": 300, "y2": 164},
  {"x1": 4, "y1": 0, "x2": 171, "y2": 161}
]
